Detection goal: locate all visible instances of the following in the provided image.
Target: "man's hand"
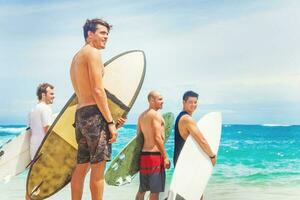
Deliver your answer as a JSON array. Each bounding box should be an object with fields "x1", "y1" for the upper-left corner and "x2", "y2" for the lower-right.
[
  {"x1": 116, "y1": 117, "x2": 126, "y2": 129},
  {"x1": 211, "y1": 156, "x2": 217, "y2": 166},
  {"x1": 108, "y1": 124, "x2": 118, "y2": 144},
  {"x1": 164, "y1": 157, "x2": 171, "y2": 169}
]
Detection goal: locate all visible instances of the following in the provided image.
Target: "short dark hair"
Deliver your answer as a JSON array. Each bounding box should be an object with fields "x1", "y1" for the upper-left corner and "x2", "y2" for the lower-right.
[
  {"x1": 83, "y1": 18, "x2": 112, "y2": 41},
  {"x1": 183, "y1": 90, "x2": 198, "y2": 101},
  {"x1": 36, "y1": 83, "x2": 54, "y2": 100}
]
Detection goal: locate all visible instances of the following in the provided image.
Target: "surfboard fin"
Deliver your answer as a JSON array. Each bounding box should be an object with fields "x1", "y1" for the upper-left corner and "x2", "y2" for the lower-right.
[
  {"x1": 164, "y1": 191, "x2": 186, "y2": 200},
  {"x1": 175, "y1": 194, "x2": 186, "y2": 200},
  {"x1": 0, "y1": 150, "x2": 4, "y2": 158},
  {"x1": 30, "y1": 181, "x2": 43, "y2": 197}
]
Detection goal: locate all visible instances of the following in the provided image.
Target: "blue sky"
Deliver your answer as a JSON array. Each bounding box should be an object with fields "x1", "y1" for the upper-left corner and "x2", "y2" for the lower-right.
[{"x1": 0, "y1": 0, "x2": 299, "y2": 125}]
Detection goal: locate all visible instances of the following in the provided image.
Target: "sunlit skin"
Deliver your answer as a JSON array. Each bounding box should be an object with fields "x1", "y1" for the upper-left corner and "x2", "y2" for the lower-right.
[
  {"x1": 151, "y1": 93, "x2": 164, "y2": 110},
  {"x1": 135, "y1": 91, "x2": 170, "y2": 200},
  {"x1": 87, "y1": 25, "x2": 108, "y2": 50},
  {"x1": 179, "y1": 96, "x2": 215, "y2": 200},
  {"x1": 183, "y1": 96, "x2": 198, "y2": 115},
  {"x1": 179, "y1": 96, "x2": 216, "y2": 166},
  {"x1": 70, "y1": 22, "x2": 125, "y2": 200},
  {"x1": 42, "y1": 87, "x2": 55, "y2": 105},
  {"x1": 41, "y1": 87, "x2": 55, "y2": 133}
]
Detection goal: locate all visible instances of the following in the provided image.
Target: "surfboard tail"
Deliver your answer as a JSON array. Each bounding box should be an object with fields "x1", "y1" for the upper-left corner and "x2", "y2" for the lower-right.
[{"x1": 30, "y1": 181, "x2": 44, "y2": 199}]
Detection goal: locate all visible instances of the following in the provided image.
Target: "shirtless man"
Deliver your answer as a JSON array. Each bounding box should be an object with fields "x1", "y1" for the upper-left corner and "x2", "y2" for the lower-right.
[
  {"x1": 173, "y1": 90, "x2": 216, "y2": 200},
  {"x1": 70, "y1": 18, "x2": 124, "y2": 200},
  {"x1": 135, "y1": 91, "x2": 170, "y2": 200}
]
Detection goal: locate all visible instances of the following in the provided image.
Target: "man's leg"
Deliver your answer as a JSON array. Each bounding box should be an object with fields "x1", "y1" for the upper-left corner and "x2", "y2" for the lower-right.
[
  {"x1": 89, "y1": 160, "x2": 106, "y2": 200},
  {"x1": 135, "y1": 191, "x2": 146, "y2": 200},
  {"x1": 149, "y1": 193, "x2": 159, "y2": 200},
  {"x1": 71, "y1": 163, "x2": 90, "y2": 200},
  {"x1": 25, "y1": 193, "x2": 30, "y2": 200}
]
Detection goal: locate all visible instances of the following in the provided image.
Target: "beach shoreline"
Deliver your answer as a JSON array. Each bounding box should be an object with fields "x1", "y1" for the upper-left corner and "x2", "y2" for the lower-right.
[
  {"x1": 1, "y1": 125, "x2": 300, "y2": 199},
  {"x1": 1, "y1": 172, "x2": 300, "y2": 200}
]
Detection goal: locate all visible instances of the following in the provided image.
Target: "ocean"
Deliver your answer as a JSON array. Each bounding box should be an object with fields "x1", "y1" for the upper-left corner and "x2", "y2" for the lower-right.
[{"x1": 0, "y1": 124, "x2": 300, "y2": 199}]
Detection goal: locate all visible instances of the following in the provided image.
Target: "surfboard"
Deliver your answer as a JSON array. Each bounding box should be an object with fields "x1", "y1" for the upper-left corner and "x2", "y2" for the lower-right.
[
  {"x1": 26, "y1": 50, "x2": 146, "y2": 200},
  {"x1": 105, "y1": 112, "x2": 174, "y2": 186},
  {"x1": 167, "y1": 112, "x2": 222, "y2": 200},
  {"x1": 0, "y1": 129, "x2": 31, "y2": 182},
  {"x1": 0, "y1": 114, "x2": 58, "y2": 183}
]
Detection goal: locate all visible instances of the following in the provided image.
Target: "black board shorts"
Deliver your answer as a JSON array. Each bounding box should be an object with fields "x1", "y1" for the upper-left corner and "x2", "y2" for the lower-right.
[{"x1": 74, "y1": 105, "x2": 111, "y2": 164}]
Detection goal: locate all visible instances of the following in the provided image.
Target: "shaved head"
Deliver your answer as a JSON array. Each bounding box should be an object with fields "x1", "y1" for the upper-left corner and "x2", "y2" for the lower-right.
[
  {"x1": 147, "y1": 90, "x2": 164, "y2": 110},
  {"x1": 147, "y1": 90, "x2": 160, "y2": 102},
  {"x1": 145, "y1": 90, "x2": 163, "y2": 111}
]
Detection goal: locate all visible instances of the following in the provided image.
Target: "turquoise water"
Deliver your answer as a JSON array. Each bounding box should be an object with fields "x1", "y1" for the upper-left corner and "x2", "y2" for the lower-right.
[{"x1": 1, "y1": 124, "x2": 300, "y2": 186}]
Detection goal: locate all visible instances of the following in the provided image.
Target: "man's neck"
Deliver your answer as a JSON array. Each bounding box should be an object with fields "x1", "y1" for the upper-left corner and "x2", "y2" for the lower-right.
[
  {"x1": 85, "y1": 42, "x2": 102, "y2": 50},
  {"x1": 148, "y1": 107, "x2": 159, "y2": 112},
  {"x1": 85, "y1": 42, "x2": 95, "y2": 48},
  {"x1": 183, "y1": 109, "x2": 193, "y2": 116},
  {"x1": 39, "y1": 100, "x2": 48, "y2": 105}
]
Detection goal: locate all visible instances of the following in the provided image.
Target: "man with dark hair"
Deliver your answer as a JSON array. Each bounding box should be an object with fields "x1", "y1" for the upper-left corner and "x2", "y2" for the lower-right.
[
  {"x1": 70, "y1": 18, "x2": 125, "y2": 200},
  {"x1": 83, "y1": 19, "x2": 112, "y2": 41},
  {"x1": 173, "y1": 90, "x2": 216, "y2": 200},
  {"x1": 135, "y1": 91, "x2": 170, "y2": 200},
  {"x1": 182, "y1": 90, "x2": 199, "y2": 101},
  {"x1": 29, "y1": 83, "x2": 55, "y2": 159},
  {"x1": 25, "y1": 83, "x2": 55, "y2": 200}
]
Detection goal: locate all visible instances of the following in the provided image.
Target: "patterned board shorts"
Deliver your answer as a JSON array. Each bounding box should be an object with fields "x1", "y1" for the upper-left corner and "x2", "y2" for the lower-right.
[
  {"x1": 139, "y1": 151, "x2": 166, "y2": 193},
  {"x1": 74, "y1": 105, "x2": 111, "y2": 164}
]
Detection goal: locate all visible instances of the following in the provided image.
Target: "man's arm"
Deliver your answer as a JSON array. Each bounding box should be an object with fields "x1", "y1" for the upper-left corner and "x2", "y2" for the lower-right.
[
  {"x1": 184, "y1": 116, "x2": 217, "y2": 165},
  {"x1": 87, "y1": 49, "x2": 113, "y2": 123},
  {"x1": 116, "y1": 118, "x2": 126, "y2": 129},
  {"x1": 87, "y1": 49, "x2": 117, "y2": 142},
  {"x1": 43, "y1": 126, "x2": 50, "y2": 134},
  {"x1": 152, "y1": 114, "x2": 170, "y2": 169},
  {"x1": 136, "y1": 116, "x2": 141, "y2": 135}
]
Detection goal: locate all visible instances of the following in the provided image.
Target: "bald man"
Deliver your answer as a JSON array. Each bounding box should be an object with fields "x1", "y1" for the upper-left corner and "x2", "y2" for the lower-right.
[{"x1": 135, "y1": 91, "x2": 170, "y2": 200}]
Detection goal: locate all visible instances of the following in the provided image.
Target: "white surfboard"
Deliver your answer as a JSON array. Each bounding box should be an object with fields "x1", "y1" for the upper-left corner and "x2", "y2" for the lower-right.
[
  {"x1": 0, "y1": 129, "x2": 31, "y2": 182},
  {"x1": 167, "y1": 112, "x2": 222, "y2": 200}
]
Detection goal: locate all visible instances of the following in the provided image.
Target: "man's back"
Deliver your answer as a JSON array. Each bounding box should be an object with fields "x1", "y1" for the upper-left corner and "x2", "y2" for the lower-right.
[
  {"x1": 139, "y1": 109, "x2": 165, "y2": 152},
  {"x1": 135, "y1": 91, "x2": 169, "y2": 200},
  {"x1": 70, "y1": 45, "x2": 102, "y2": 108}
]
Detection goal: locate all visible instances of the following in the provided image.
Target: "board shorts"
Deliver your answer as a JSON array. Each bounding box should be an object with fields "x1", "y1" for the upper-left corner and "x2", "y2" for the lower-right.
[
  {"x1": 139, "y1": 151, "x2": 165, "y2": 193},
  {"x1": 74, "y1": 104, "x2": 111, "y2": 164}
]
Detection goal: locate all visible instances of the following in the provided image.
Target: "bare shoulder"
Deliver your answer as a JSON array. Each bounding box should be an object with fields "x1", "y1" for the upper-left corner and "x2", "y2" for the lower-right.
[
  {"x1": 153, "y1": 111, "x2": 164, "y2": 124},
  {"x1": 83, "y1": 46, "x2": 99, "y2": 60},
  {"x1": 180, "y1": 114, "x2": 196, "y2": 127},
  {"x1": 180, "y1": 114, "x2": 192, "y2": 122},
  {"x1": 137, "y1": 112, "x2": 144, "y2": 122},
  {"x1": 139, "y1": 109, "x2": 148, "y2": 118},
  {"x1": 149, "y1": 110, "x2": 161, "y2": 119}
]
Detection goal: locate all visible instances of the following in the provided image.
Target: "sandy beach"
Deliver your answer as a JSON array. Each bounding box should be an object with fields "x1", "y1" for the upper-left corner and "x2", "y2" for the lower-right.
[{"x1": 1, "y1": 171, "x2": 300, "y2": 200}]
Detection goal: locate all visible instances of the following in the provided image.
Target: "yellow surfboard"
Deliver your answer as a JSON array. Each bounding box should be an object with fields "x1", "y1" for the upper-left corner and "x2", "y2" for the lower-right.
[{"x1": 26, "y1": 50, "x2": 146, "y2": 200}]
